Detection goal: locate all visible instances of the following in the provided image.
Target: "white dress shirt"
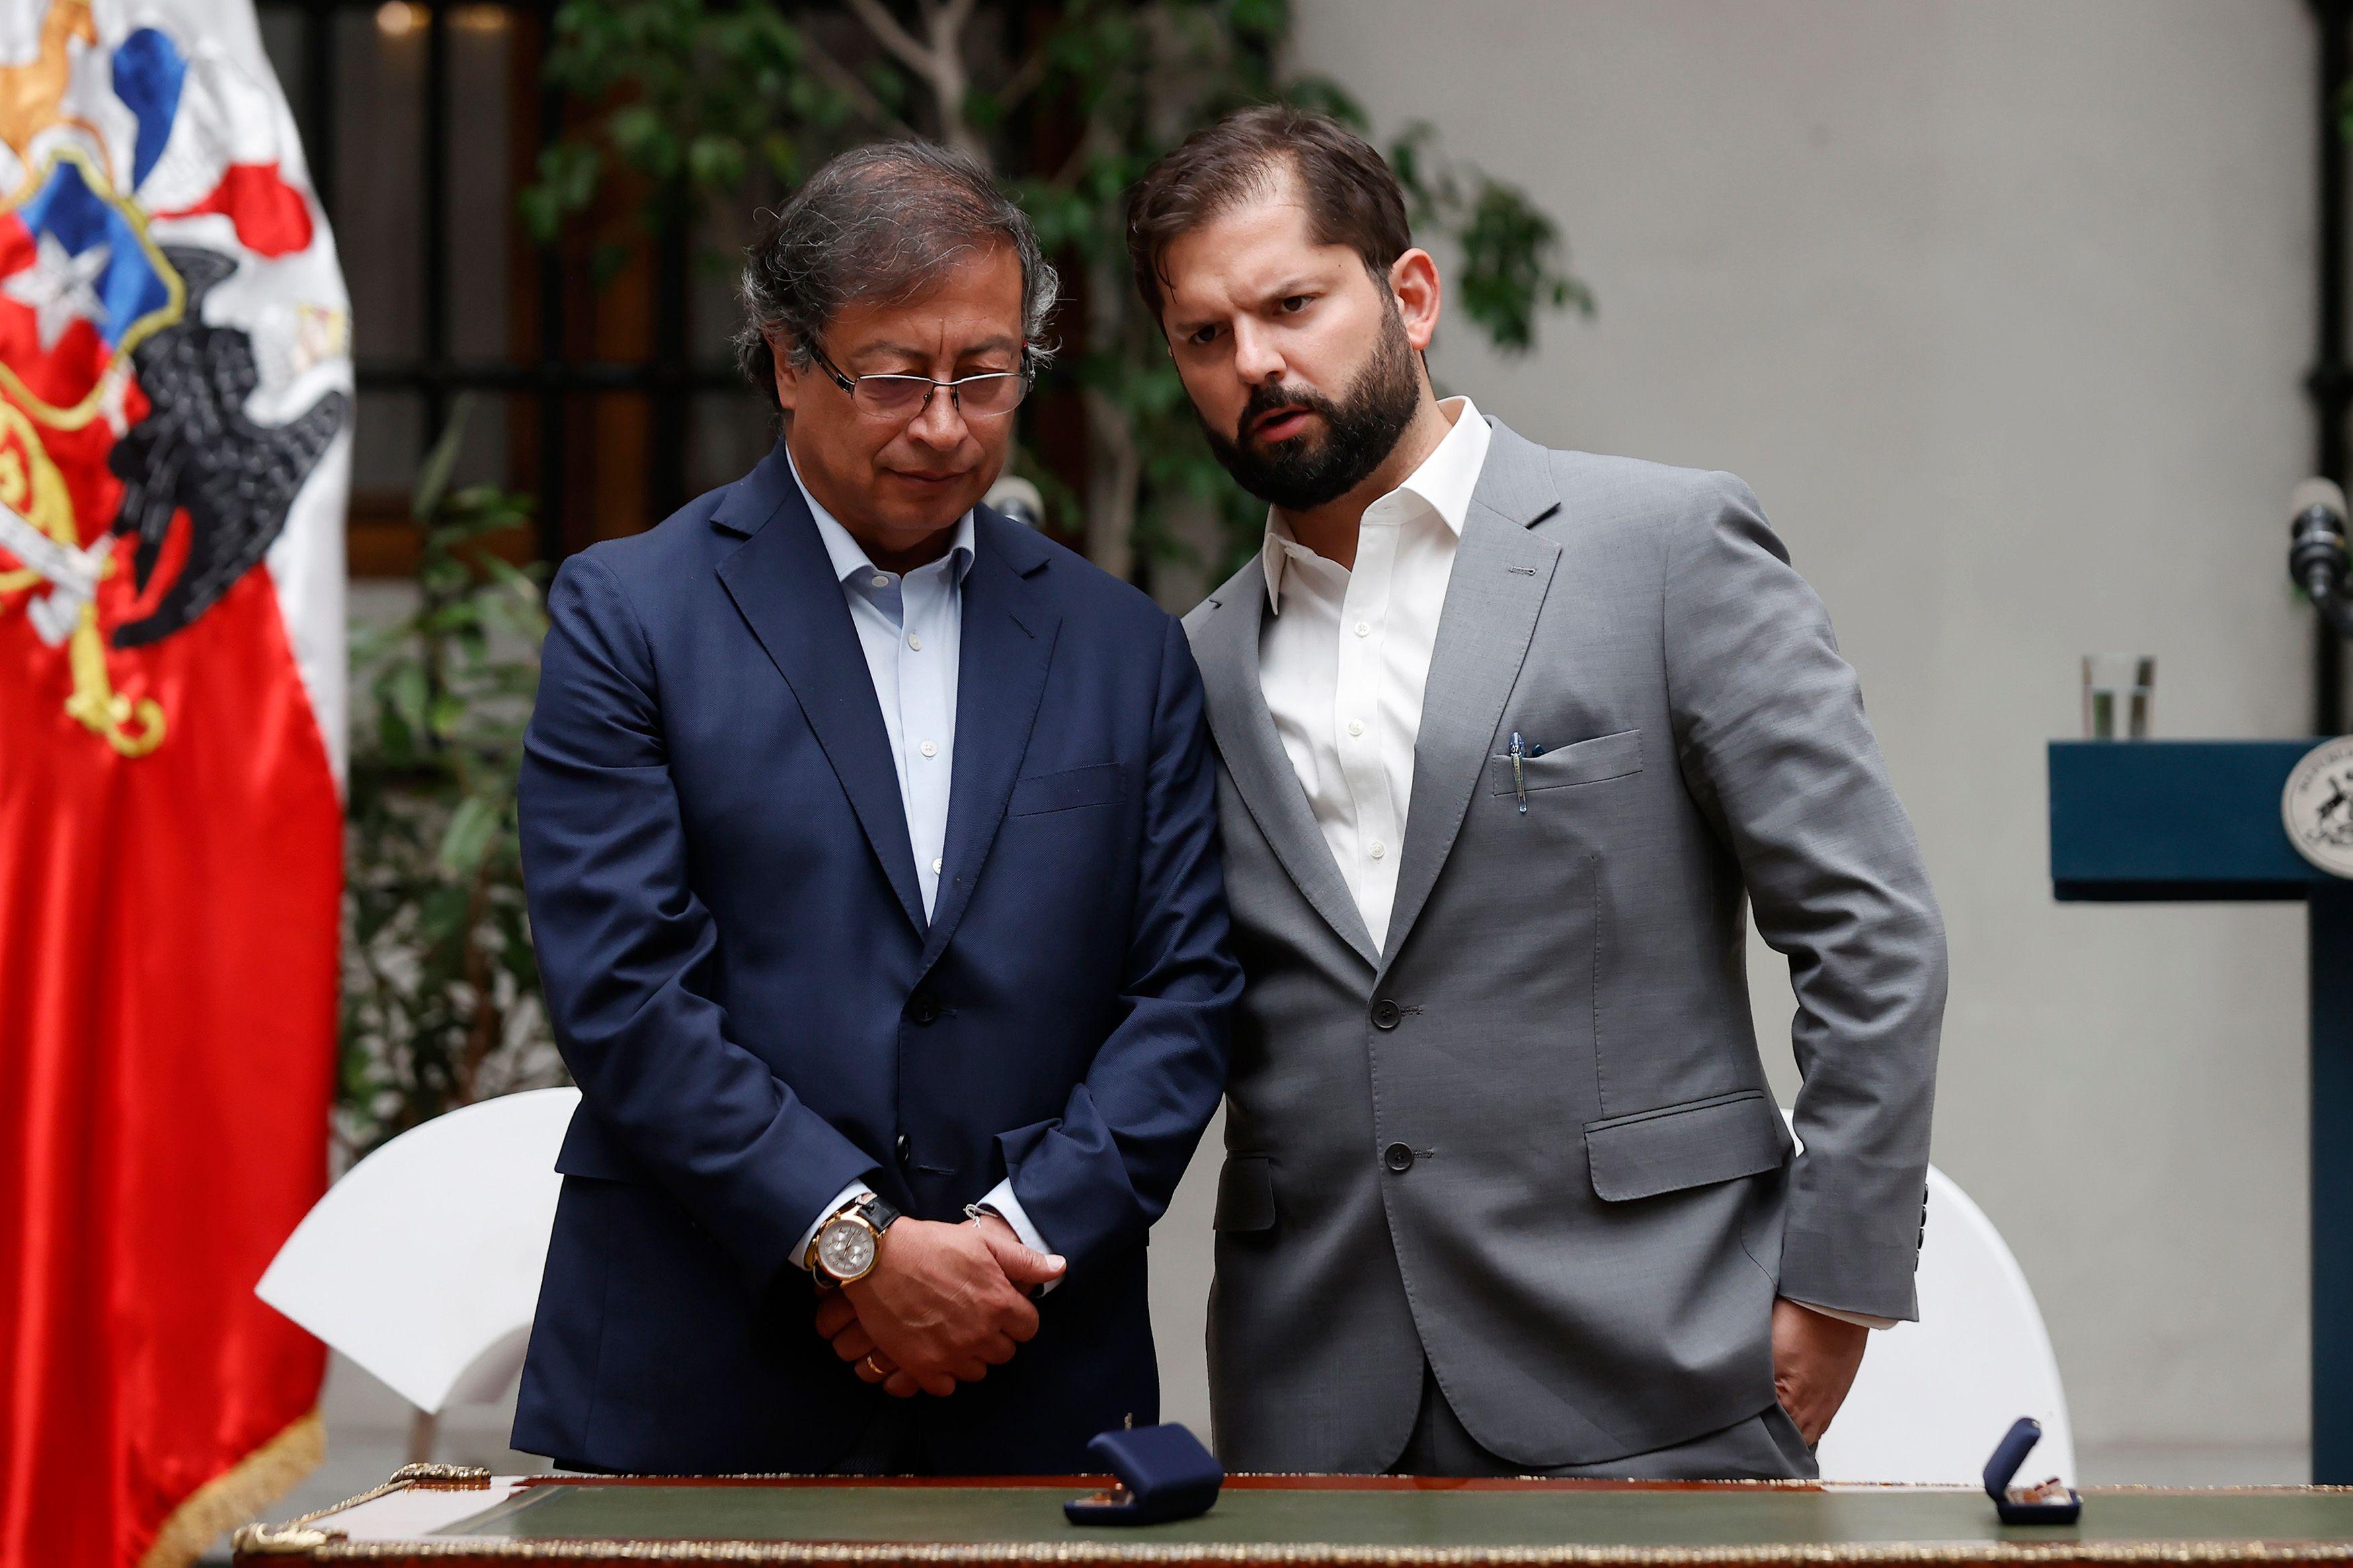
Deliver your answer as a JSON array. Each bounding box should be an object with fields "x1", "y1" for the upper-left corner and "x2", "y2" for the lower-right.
[
  {"x1": 1258, "y1": 397, "x2": 1490, "y2": 956},
  {"x1": 1252, "y1": 406, "x2": 1889, "y2": 1333},
  {"x1": 786, "y1": 454, "x2": 1054, "y2": 1276}
]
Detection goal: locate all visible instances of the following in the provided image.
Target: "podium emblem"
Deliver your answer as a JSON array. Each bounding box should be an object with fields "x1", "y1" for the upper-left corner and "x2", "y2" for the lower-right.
[{"x1": 2284, "y1": 736, "x2": 2353, "y2": 877}]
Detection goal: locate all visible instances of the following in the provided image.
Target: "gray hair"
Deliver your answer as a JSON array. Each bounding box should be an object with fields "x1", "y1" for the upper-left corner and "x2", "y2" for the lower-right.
[{"x1": 734, "y1": 140, "x2": 1060, "y2": 409}]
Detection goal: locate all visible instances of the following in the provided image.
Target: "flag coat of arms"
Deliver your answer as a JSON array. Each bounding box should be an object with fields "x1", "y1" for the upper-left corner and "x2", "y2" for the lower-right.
[{"x1": 0, "y1": 1, "x2": 351, "y2": 1563}]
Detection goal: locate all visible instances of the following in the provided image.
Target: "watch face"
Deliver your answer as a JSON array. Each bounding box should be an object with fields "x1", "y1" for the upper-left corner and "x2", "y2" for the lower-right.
[{"x1": 818, "y1": 1217, "x2": 877, "y2": 1280}]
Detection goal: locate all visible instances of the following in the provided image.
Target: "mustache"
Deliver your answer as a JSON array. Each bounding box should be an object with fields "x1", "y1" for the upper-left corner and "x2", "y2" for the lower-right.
[
  {"x1": 1196, "y1": 304, "x2": 1423, "y2": 513},
  {"x1": 1237, "y1": 382, "x2": 1343, "y2": 442}
]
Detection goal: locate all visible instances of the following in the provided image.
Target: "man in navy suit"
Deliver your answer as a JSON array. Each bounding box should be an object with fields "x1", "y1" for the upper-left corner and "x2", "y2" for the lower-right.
[{"x1": 511, "y1": 142, "x2": 1240, "y2": 1475}]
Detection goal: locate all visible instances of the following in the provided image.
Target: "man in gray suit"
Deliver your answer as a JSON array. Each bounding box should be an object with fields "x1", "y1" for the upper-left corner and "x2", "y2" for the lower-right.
[{"x1": 1127, "y1": 108, "x2": 1946, "y2": 1480}]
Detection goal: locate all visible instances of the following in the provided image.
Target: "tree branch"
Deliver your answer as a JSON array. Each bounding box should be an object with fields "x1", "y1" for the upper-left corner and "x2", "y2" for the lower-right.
[
  {"x1": 845, "y1": 0, "x2": 986, "y2": 164},
  {"x1": 923, "y1": 0, "x2": 980, "y2": 161},
  {"x1": 1049, "y1": 118, "x2": 1109, "y2": 190},
  {"x1": 996, "y1": 42, "x2": 1049, "y2": 113},
  {"x1": 799, "y1": 32, "x2": 917, "y2": 140},
  {"x1": 845, "y1": 0, "x2": 931, "y2": 77}
]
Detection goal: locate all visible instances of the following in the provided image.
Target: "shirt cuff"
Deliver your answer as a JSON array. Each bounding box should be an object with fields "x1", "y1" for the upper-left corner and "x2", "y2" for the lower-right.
[
  {"x1": 1783, "y1": 1294, "x2": 1899, "y2": 1331},
  {"x1": 793, "y1": 1180, "x2": 875, "y2": 1274},
  {"x1": 975, "y1": 1177, "x2": 1060, "y2": 1296}
]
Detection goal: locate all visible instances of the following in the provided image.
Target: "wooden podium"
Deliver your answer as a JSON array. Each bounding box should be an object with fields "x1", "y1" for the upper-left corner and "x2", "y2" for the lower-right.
[{"x1": 2048, "y1": 740, "x2": 2353, "y2": 1481}]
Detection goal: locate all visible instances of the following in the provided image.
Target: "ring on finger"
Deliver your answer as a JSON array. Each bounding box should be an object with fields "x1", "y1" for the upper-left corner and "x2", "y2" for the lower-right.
[{"x1": 861, "y1": 1353, "x2": 888, "y2": 1379}]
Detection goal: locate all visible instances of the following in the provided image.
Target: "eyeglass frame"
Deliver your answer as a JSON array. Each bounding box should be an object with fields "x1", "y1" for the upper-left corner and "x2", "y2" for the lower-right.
[{"x1": 806, "y1": 341, "x2": 1035, "y2": 422}]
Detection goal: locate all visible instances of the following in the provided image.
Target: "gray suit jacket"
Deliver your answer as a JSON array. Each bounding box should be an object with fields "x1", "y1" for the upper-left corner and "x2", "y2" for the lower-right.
[{"x1": 1180, "y1": 419, "x2": 1946, "y2": 1473}]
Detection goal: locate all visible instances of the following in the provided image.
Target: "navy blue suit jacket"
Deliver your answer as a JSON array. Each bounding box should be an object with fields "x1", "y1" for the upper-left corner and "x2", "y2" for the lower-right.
[{"x1": 511, "y1": 444, "x2": 1239, "y2": 1474}]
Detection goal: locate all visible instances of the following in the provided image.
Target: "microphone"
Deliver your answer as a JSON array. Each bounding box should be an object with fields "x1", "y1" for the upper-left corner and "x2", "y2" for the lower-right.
[
  {"x1": 2290, "y1": 477, "x2": 2353, "y2": 636},
  {"x1": 984, "y1": 475, "x2": 1045, "y2": 530}
]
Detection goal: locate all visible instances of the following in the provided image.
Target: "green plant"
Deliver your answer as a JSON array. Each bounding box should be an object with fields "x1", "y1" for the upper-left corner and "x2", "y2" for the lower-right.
[
  {"x1": 339, "y1": 401, "x2": 563, "y2": 1162},
  {"x1": 526, "y1": 0, "x2": 1591, "y2": 593}
]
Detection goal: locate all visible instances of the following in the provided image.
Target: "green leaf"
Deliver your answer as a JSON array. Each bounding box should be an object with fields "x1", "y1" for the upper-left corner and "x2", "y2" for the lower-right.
[
  {"x1": 610, "y1": 104, "x2": 675, "y2": 176},
  {"x1": 519, "y1": 142, "x2": 603, "y2": 245},
  {"x1": 760, "y1": 129, "x2": 799, "y2": 182},
  {"x1": 411, "y1": 395, "x2": 476, "y2": 523},
  {"x1": 415, "y1": 884, "x2": 473, "y2": 947},
  {"x1": 517, "y1": 185, "x2": 561, "y2": 247},
  {"x1": 686, "y1": 133, "x2": 746, "y2": 190},
  {"x1": 438, "y1": 794, "x2": 503, "y2": 876},
  {"x1": 427, "y1": 692, "x2": 469, "y2": 736},
  {"x1": 1228, "y1": 0, "x2": 1290, "y2": 44},
  {"x1": 1450, "y1": 175, "x2": 1578, "y2": 354},
  {"x1": 590, "y1": 242, "x2": 631, "y2": 288},
  {"x1": 386, "y1": 663, "x2": 430, "y2": 733}
]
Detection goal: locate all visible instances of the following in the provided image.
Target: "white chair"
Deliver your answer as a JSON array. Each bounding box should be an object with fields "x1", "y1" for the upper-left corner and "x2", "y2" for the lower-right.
[
  {"x1": 1810, "y1": 1141, "x2": 2075, "y2": 1485},
  {"x1": 257, "y1": 1086, "x2": 581, "y2": 1414}
]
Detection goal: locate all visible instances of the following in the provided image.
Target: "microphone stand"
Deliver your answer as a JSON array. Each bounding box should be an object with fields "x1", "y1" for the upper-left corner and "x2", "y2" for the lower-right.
[{"x1": 2293, "y1": 501, "x2": 2353, "y2": 638}]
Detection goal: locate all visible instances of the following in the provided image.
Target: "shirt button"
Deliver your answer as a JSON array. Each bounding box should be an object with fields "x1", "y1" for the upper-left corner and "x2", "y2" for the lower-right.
[
  {"x1": 932, "y1": 857, "x2": 943, "y2": 874},
  {"x1": 1347, "y1": 719, "x2": 1364, "y2": 737},
  {"x1": 908, "y1": 634, "x2": 922, "y2": 651},
  {"x1": 870, "y1": 573, "x2": 889, "y2": 588},
  {"x1": 920, "y1": 740, "x2": 938, "y2": 758},
  {"x1": 1355, "y1": 621, "x2": 1370, "y2": 637},
  {"x1": 1370, "y1": 841, "x2": 1387, "y2": 860}
]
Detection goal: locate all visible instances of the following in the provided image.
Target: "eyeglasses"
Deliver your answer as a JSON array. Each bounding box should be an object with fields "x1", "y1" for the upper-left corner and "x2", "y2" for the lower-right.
[{"x1": 809, "y1": 343, "x2": 1032, "y2": 422}]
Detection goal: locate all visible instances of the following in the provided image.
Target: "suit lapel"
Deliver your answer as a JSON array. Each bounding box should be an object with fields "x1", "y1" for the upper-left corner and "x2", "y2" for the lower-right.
[
  {"x1": 713, "y1": 445, "x2": 926, "y2": 935},
  {"x1": 1191, "y1": 578, "x2": 1381, "y2": 970},
  {"x1": 918, "y1": 509, "x2": 1060, "y2": 970},
  {"x1": 1381, "y1": 423, "x2": 1563, "y2": 973}
]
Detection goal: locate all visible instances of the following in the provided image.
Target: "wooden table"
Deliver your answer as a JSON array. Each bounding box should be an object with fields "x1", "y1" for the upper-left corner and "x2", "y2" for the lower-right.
[{"x1": 231, "y1": 1464, "x2": 2353, "y2": 1566}]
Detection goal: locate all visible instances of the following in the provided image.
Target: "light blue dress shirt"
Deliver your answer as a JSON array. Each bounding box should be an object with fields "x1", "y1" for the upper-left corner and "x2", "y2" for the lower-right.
[
  {"x1": 797, "y1": 460, "x2": 973, "y2": 921},
  {"x1": 785, "y1": 455, "x2": 1058, "y2": 1276}
]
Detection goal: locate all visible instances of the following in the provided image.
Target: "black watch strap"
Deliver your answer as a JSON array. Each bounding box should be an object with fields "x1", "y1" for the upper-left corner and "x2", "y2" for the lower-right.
[{"x1": 855, "y1": 1194, "x2": 902, "y2": 1233}]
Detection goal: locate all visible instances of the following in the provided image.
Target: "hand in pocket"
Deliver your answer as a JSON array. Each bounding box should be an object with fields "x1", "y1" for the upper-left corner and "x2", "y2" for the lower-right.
[{"x1": 1769, "y1": 1296, "x2": 1868, "y2": 1444}]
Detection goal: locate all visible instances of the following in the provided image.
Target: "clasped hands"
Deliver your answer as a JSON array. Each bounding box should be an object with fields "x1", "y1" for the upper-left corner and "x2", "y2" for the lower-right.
[{"x1": 813, "y1": 1212, "x2": 1066, "y2": 1398}]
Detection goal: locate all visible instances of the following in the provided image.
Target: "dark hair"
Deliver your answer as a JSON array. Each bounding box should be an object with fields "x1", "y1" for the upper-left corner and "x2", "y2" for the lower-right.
[
  {"x1": 735, "y1": 140, "x2": 1060, "y2": 409},
  {"x1": 1126, "y1": 106, "x2": 1412, "y2": 325}
]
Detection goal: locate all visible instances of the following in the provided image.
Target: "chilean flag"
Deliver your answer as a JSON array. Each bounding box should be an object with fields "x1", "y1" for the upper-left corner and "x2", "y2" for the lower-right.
[
  {"x1": 0, "y1": 158, "x2": 174, "y2": 415},
  {"x1": 0, "y1": 3, "x2": 352, "y2": 1565}
]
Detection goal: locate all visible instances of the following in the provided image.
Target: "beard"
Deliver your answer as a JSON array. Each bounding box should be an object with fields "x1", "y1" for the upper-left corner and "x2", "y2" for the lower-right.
[{"x1": 1199, "y1": 306, "x2": 1423, "y2": 513}]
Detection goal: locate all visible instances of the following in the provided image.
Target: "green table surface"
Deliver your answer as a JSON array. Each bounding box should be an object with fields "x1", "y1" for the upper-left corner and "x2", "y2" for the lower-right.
[{"x1": 430, "y1": 1481, "x2": 2353, "y2": 1551}]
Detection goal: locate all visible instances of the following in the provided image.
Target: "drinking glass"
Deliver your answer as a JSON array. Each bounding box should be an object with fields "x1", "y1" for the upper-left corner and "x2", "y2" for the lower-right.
[{"x1": 2082, "y1": 654, "x2": 2155, "y2": 739}]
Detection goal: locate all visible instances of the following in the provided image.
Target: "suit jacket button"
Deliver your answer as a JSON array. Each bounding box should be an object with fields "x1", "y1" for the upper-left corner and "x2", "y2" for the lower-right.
[
  {"x1": 909, "y1": 991, "x2": 940, "y2": 1025},
  {"x1": 1370, "y1": 998, "x2": 1402, "y2": 1030},
  {"x1": 1383, "y1": 1142, "x2": 1415, "y2": 1173},
  {"x1": 895, "y1": 1133, "x2": 913, "y2": 1167}
]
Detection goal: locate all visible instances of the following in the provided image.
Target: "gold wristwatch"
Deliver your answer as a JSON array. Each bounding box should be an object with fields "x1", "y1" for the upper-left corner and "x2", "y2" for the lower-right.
[{"x1": 807, "y1": 1192, "x2": 902, "y2": 1286}]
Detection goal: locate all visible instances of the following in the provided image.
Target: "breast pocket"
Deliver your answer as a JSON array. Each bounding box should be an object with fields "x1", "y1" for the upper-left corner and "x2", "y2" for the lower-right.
[
  {"x1": 1488, "y1": 727, "x2": 1644, "y2": 795},
  {"x1": 1008, "y1": 760, "x2": 1125, "y2": 817}
]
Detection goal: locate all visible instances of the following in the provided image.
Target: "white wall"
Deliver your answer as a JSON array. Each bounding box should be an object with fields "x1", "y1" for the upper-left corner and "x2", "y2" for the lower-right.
[{"x1": 1147, "y1": 0, "x2": 2321, "y2": 1465}]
